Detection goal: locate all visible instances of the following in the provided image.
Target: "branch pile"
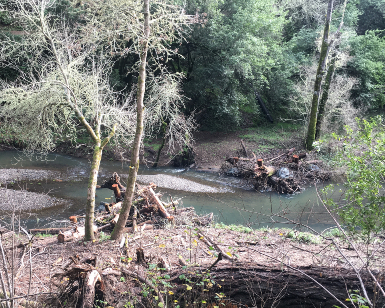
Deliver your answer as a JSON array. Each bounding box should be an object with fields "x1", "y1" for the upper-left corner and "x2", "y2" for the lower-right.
[{"x1": 222, "y1": 144, "x2": 331, "y2": 194}]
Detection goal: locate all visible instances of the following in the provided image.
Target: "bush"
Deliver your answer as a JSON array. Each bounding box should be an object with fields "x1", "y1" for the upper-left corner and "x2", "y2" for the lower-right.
[{"x1": 325, "y1": 116, "x2": 385, "y2": 242}]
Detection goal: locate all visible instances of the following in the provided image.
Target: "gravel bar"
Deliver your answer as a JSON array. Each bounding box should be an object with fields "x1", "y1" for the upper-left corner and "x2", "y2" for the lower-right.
[
  {"x1": 137, "y1": 174, "x2": 228, "y2": 193},
  {"x1": 0, "y1": 188, "x2": 65, "y2": 211},
  {"x1": 0, "y1": 168, "x2": 61, "y2": 184}
]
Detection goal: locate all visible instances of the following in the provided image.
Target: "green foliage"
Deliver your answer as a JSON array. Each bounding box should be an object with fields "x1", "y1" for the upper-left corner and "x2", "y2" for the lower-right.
[
  {"x1": 178, "y1": 0, "x2": 289, "y2": 129},
  {"x1": 214, "y1": 222, "x2": 253, "y2": 233},
  {"x1": 334, "y1": 290, "x2": 370, "y2": 308},
  {"x1": 99, "y1": 231, "x2": 110, "y2": 242},
  {"x1": 323, "y1": 227, "x2": 344, "y2": 238},
  {"x1": 285, "y1": 230, "x2": 321, "y2": 244},
  {"x1": 348, "y1": 30, "x2": 385, "y2": 109},
  {"x1": 326, "y1": 116, "x2": 385, "y2": 240},
  {"x1": 238, "y1": 122, "x2": 302, "y2": 152},
  {"x1": 356, "y1": 0, "x2": 385, "y2": 35}
]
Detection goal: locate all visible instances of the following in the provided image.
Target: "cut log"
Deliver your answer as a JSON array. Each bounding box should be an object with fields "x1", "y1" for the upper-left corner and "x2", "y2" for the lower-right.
[
  {"x1": 81, "y1": 270, "x2": 102, "y2": 308},
  {"x1": 118, "y1": 221, "x2": 154, "y2": 234},
  {"x1": 293, "y1": 155, "x2": 299, "y2": 164},
  {"x1": 104, "y1": 201, "x2": 122, "y2": 214},
  {"x1": 57, "y1": 226, "x2": 96, "y2": 243},
  {"x1": 287, "y1": 148, "x2": 296, "y2": 157},
  {"x1": 148, "y1": 187, "x2": 172, "y2": 219},
  {"x1": 30, "y1": 227, "x2": 73, "y2": 235},
  {"x1": 158, "y1": 256, "x2": 170, "y2": 271},
  {"x1": 298, "y1": 152, "x2": 307, "y2": 159},
  {"x1": 265, "y1": 166, "x2": 276, "y2": 176},
  {"x1": 111, "y1": 184, "x2": 122, "y2": 201},
  {"x1": 136, "y1": 248, "x2": 145, "y2": 264},
  {"x1": 306, "y1": 160, "x2": 323, "y2": 164}
]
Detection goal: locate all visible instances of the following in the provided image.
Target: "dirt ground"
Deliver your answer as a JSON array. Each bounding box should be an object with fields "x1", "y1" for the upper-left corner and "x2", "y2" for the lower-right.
[
  {"x1": 143, "y1": 123, "x2": 306, "y2": 171},
  {"x1": 5, "y1": 217, "x2": 385, "y2": 308}
]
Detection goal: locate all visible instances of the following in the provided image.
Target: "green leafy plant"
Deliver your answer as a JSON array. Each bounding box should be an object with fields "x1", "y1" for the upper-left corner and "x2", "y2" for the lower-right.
[
  {"x1": 214, "y1": 222, "x2": 253, "y2": 233},
  {"x1": 99, "y1": 231, "x2": 111, "y2": 242},
  {"x1": 286, "y1": 230, "x2": 321, "y2": 244},
  {"x1": 325, "y1": 116, "x2": 385, "y2": 242}
]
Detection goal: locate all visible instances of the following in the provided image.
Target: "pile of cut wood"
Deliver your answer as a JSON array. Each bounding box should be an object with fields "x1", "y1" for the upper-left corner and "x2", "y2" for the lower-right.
[
  {"x1": 29, "y1": 172, "x2": 213, "y2": 243},
  {"x1": 222, "y1": 145, "x2": 330, "y2": 194}
]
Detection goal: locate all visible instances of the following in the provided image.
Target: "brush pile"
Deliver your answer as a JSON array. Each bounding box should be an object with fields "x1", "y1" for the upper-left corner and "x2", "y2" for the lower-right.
[{"x1": 221, "y1": 144, "x2": 331, "y2": 194}]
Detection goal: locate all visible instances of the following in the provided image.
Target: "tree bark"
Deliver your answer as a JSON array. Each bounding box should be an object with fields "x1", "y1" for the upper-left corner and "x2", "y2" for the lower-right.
[
  {"x1": 111, "y1": 0, "x2": 150, "y2": 241},
  {"x1": 315, "y1": 56, "x2": 336, "y2": 140},
  {"x1": 153, "y1": 122, "x2": 167, "y2": 168},
  {"x1": 85, "y1": 143, "x2": 102, "y2": 241},
  {"x1": 305, "y1": 0, "x2": 334, "y2": 150}
]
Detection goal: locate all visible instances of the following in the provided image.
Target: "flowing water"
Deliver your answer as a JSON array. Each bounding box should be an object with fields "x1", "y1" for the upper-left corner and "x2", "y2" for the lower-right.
[{"x1": 0, "y1": 150, "x2": 338, "y2": 231}]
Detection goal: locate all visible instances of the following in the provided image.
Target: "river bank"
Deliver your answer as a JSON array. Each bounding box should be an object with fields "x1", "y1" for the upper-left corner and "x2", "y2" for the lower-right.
[{"x1": 3, "y1": 210, "x2": 384, "y2": 308}]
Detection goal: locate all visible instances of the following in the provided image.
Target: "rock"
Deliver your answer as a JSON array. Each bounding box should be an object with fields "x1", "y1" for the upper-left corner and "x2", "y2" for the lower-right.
[
  {"x1": 307, "y1": 164, "x2": 320, "y2": 171},
  {"x1": 277, "y1": 167, "x2": 291, "y2": 179},
  {"x1": 225, "y1": 167, "x2": 239, "y2": 176}
]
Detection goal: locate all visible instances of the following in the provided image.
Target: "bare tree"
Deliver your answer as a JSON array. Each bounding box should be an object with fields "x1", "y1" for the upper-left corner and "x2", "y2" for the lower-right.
[
  {"x1": 99, "y1": 0, "x2": 197, "y2": 241},
  {"x1": 0, "y1": 0, "x2": 136, "y2": 240}
]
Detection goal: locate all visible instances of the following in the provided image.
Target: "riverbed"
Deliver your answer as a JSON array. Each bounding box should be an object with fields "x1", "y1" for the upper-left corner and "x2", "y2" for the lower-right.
[{"x1": 0, "y1": 150, "x2": 337, "y2": 231}]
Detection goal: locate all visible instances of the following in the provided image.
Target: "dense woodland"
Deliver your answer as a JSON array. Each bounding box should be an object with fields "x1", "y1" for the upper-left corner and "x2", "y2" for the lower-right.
[
  {"x1": 1, "y1": 0, "x2": 385, "y2": 307},
  {"x1": 1, "y1": 0, "x2": 385, "y2": 134}
]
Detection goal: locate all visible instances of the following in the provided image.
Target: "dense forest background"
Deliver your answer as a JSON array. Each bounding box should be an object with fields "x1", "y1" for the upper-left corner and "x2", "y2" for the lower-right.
[{"x1": 1, "y1": 0, "x2": 384, "y2": 135}]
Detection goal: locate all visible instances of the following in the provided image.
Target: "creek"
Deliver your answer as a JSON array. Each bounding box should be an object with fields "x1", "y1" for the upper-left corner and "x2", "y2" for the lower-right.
[{"x1": 0, "y1": 150, "x2": 337, "y2": 231}]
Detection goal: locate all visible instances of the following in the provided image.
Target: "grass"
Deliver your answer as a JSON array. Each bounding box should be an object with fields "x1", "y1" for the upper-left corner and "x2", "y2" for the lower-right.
[
  {"x1": 213, "y1": 222, "x2": 253, "y2": 233},
  {"x1": 34, "y1": 233, "x2": 55, "y2": 238},
  {"x1": 239, "y1": 122, "x2": 303, "y2": 152},
  {"x1": 144, "y1": 140, "x2": 163, "y2": 152},
  {"x1": 286, "y1": 230, "x2": 322, "y2": 244}
]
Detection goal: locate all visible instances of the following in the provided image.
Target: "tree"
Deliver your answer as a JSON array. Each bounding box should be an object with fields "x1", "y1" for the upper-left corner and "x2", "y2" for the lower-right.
[
  {"x1": 171, "y1": 0, "x2": 288, "y2": 129},
  {"x1": 305, "y1": 0, "x2": 348, "y2": 150},
  {"x1": 110, "y1": 0, "x2": 150, "y2": 241},
  {"x1": 347, "y1": 30, "x2": 385, "y2": 109},
  {"x1": 0, "y1": 0, "x2": 136, "y2": 240},
  {"x1": 77, "y1": 0, "x2": 196, "y2": 241}
]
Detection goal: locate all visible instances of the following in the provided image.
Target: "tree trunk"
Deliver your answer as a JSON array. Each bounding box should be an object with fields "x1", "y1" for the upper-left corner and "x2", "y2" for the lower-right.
[
  {"x1": 315, "y1": 56, "x2": 336, "y2": 140},
  {"x1": 254, "y1": 89, "x2": 274, "y2": 123},
  {"x1": 85, "y1": 143, "x2": 102, "y2": 241},
  {"x1": 153, "y1": 122, "x2": 167, "y2": 168},
  {"x1": 305, "y1": 0, "x2": 334, "y2": 150},
  {"x1": 111, "y1": 0, "x2": 150, "y2": 241}
]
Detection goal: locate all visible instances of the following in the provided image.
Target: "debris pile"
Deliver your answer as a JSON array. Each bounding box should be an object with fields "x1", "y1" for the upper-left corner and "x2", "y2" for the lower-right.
[{"x1": 222, "y1": 145, "x2": 330, "y2": 194}]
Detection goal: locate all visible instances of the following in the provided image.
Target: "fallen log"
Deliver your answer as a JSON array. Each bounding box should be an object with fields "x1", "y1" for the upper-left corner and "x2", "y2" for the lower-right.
[
  {"x1": 148, "y1": 187, "x2": 173, "y2": 219},
  {"x1": 29, "y1": 227, "x2": 73, "y2": 235},
  {"x1": 306, "y1": 160, "x2": 323, "y2": 164},
  {"x1": 57, "y1": 226, "x2": 97, "y2": 243},
  {"x1": 266, "y1": 148, "x2": 295, "y2": 163},
  {"x1": 166, "y1": 264, "x2": 383, "y2": 308}
]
